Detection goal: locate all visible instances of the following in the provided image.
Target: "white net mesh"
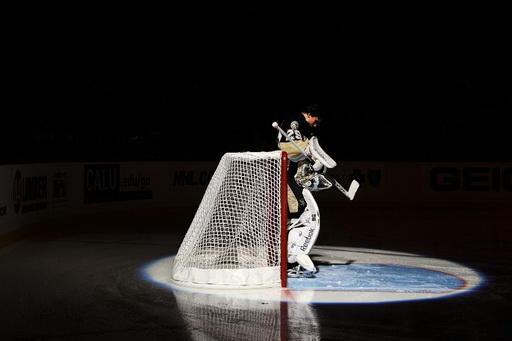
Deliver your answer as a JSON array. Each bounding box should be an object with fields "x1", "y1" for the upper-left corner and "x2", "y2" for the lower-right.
[{"x1": 171, "y1": 151, "x2": 286, "y2": 288}]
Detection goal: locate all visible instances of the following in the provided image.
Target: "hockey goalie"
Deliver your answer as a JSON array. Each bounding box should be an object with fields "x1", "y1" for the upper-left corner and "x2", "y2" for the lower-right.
[{"x1": 275, "y1": 104, "x2": 338, "y2": 278}]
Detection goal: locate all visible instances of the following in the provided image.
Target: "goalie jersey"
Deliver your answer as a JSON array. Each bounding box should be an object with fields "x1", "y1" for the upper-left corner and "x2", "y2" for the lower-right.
[{"x1": 276, "y1": 113, "x2": 317, "y2": 162}]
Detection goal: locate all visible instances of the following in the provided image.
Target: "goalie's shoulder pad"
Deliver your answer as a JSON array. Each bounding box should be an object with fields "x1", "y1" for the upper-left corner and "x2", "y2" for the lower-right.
[{"x1": 309, "y1": 136, "x2": 337, "y2": 169}]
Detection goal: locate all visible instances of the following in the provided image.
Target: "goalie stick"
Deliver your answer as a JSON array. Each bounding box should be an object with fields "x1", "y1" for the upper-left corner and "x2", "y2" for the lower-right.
[{"x1": 272, "y1": 122, "x2": 359, "y2": 201}]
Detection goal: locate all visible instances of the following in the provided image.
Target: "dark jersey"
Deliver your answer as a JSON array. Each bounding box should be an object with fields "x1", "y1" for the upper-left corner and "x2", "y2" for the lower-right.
[
  {"x1": 277, "y1": 113, "x2": 316, "y2": 144},
  {"x1": 276, "y1": 113, "x2": 314, "y2": 218}
]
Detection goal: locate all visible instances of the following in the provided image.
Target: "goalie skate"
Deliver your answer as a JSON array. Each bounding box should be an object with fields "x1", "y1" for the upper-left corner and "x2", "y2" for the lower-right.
[{"x1": 287, "y1": 265, "x2": 316, "y2": 278}]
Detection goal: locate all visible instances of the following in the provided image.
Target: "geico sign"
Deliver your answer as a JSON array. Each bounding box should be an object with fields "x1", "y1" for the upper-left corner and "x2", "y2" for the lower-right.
[{"x1": 429, "y1": 167, "x2": 512, "y2": 191}]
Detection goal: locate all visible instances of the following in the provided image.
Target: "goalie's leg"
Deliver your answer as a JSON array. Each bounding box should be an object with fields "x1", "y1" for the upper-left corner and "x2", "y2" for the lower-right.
[
  {"x1": 308, "y1": 136, "x2": 337, "y2": 171},
  {"x1": 287, "y1": 189, "x2": 320, "y2": 274}
]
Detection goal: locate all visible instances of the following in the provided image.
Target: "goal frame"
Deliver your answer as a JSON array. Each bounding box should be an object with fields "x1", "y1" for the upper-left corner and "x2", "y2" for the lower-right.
[
  {"x1": 279, "y1": 151, "x2": 288, "y2": 288},
  {"x1": 171, "y1": 151, "x2": 289, "y2": 289}
]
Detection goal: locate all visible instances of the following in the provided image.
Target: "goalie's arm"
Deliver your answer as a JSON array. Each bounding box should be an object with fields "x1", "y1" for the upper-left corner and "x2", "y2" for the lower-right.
[{"x1": 272, "y1": 122, "x2": 358, "y2": 200}]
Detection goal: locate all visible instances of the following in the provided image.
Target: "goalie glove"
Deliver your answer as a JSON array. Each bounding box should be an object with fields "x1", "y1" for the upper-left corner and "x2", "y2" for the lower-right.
[{"x1": 294, "y1": 161, "x2": 332, "y2": 192}]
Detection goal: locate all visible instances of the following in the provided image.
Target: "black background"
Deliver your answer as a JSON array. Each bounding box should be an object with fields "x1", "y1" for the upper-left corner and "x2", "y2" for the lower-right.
[{"x1": 2, "y1": 2, "x2": 511, "y2": 163}]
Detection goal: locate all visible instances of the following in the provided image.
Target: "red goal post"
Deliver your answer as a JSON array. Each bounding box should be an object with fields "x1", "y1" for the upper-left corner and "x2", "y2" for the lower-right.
[{"x1": 171, "y1": 151, "x2": 289, "y2": 289}]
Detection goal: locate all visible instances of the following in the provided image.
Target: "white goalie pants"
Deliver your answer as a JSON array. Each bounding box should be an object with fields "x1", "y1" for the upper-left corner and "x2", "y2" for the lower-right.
[{"x1": 287, "y1": 189, "x2": 320, "y2": 272}]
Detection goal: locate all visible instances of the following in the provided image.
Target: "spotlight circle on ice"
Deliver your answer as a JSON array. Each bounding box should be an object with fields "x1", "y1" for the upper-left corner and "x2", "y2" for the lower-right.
[{"x1": 143, "y1": 245, "x2": 483, "y2": 304}]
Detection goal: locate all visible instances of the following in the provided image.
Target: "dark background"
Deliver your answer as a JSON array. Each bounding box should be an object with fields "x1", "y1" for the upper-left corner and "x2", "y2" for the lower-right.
[{"x1": 2, "y1": 2, "x2": 511, "y2": 163}]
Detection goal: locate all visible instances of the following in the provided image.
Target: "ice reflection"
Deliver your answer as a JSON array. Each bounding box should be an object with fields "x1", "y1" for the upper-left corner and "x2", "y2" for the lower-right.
[{"x1": 170, "y1": 288, "x2": 320, "y2": 341}]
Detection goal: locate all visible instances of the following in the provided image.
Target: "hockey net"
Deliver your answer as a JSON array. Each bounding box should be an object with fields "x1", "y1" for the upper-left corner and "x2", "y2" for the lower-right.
[{"x1": 171, "y1": 151, "x2": 288, "y2": 289}]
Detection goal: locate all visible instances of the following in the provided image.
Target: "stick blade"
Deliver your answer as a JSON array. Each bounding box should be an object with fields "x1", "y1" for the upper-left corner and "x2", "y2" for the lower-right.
[{"x1": 347, "y1": 180, "x2": 360, "y2": 200}]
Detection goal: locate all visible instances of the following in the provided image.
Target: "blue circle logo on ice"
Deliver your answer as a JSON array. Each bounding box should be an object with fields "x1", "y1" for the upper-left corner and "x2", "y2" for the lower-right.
[{"x1": 287, "y1": 263, "x2": 464, "y2": 293}]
